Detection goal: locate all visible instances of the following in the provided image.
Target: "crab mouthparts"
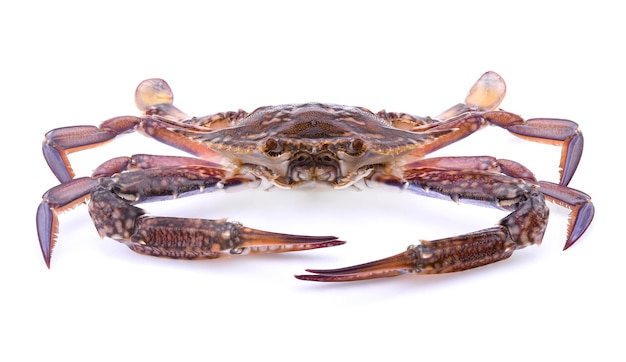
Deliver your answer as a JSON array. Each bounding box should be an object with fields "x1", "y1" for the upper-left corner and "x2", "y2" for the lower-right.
[{"x1": 288, "y1": 151, "x2": 340, "y2": 183}]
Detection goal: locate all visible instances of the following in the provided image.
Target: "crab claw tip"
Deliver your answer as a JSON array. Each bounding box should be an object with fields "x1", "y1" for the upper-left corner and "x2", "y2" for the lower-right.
[
  {"x1": 295, "y1": 250, "x2": 415, "y2": 282},
  {"x1": 239, "y1": 227, "x2": 345, "y2": 254}
]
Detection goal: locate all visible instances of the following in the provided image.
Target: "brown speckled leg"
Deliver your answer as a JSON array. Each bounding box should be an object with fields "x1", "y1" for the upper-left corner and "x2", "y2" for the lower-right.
[
  {"x1": 297, "y1": 167, "x2": 550, "y2": 282},
  {"x1": 37, "y1": 165, "x2": 342, "y2": 267},
  {"x1": 86, "y1": 166, "x2": 343, "y2": 259}
]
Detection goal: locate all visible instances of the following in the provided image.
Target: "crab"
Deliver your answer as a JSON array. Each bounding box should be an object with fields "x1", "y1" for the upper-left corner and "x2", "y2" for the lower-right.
[{"x1": 37, "y1": 71, "x2": 594, "y2": 282}]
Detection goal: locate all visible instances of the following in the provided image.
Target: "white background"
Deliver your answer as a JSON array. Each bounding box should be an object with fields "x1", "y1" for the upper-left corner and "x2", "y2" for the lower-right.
[{"x1": 2, "y1": 1, "x2": 623, "y2": 361}]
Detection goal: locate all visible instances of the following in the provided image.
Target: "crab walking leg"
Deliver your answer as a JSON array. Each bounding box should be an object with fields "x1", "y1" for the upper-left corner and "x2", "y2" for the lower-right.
[
  {"x1": 42, "y1": 78, "x2": 248, "y2": 184},
  {"x1": 37, "y1": 177, "x2": 100, "y2": 267},
  {"x1": 380, "y1": 72, "x2": 584, "y2": 186},
  {"x1": 484, "y1": 113, "x2": 583, "y2": 186},
  {"x1": 91, "y1": 154, "x2": 223, "y2": 178},
  {"x1": 405, "y1": 156, "x2": 537, "y2": 182},
  {"x1": 385, "y1": 111, "x2": 584, "y2": 187},
  {"x1": 37, "y1": 165, "x2": 342, "y2": 267},
  {"x1": 42, "y1": 116, "x2": 233, "y2": 184},
  {"x1": 297, "y1": 168, "x2": 551, "y2": 282},
  {"x1": 42, "y1": 118, "x2": 139, "y2": 183}
]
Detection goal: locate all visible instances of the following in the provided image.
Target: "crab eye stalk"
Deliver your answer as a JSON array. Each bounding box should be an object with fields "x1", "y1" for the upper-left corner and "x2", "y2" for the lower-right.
[
  {"x1": 347, "y1": 138, "x2": 365, "y2": 156},
  {"x1": 264, "y1": 137, "x2": 283, "y2": 157}
]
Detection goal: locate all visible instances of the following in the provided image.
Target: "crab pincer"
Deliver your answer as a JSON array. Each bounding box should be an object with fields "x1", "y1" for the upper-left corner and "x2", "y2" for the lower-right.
[
  {"x1": 296, "y1": 250, "x2": 418, "y2": 282},
  {"x1": 297, "y1": 163, "x2": 593, "y2": 282},
  {"x1": 122, "y1": 216, "x2": 344, "y2": 259},
  {"x1": 37, "y1": 165, "x2": 344, "y2": 267},
  {"x1": 230, "y1": 227, "x2": 345, "y2": 255},
  {"x1": 296, "y1": 227, "x2": 516, "y2": 282}
]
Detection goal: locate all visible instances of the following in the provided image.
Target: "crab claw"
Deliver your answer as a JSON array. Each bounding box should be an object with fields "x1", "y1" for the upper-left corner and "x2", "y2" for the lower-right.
[
  {"x1": 295, "y1": 249, "x2": 416, "y2": 282},
  {"x1": 297, "y1": 226, "x2": 521, "y2": 282},
  {"x1": 235, "y1": 227, "x2": 345, "y2": 254}
]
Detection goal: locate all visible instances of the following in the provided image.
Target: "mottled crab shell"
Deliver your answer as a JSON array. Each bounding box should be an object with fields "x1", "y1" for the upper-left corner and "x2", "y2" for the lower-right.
[{"x1": 172, "y1": 102, "x2": 451, "y2": 187}]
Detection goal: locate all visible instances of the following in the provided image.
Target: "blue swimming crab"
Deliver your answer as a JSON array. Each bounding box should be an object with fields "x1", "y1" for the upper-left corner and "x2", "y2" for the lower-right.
[{"x1": 37, "y1": 71, "x2": 594, "y2": 282}]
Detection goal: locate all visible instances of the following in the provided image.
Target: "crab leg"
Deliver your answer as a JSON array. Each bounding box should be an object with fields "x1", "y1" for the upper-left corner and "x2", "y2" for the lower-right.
[
  {"x1": 381, "y1": 72, "x2": 583, "y2": 186},
  {"x1": 37, "y1": 177, "x2": 99, "y2": 267},
  {"x1": 297, "y1": 227, "x2": 515, "y2": 282},
  {"x1": 484, "y1": 113, "x2": 583, "y2": 186},
  {"x1": 42, "y1": 78, "x2": 247, "y2": 183},
  {"x1": 537, "y1": 181, "x2": 594, "y2": 250},
  {"x1": 405, "y1": 156, "x2": 593, "y2": 248},
  {"x1": 297, "y1": 164, "x2": 593, "y2": 282},
  {"x1": 42, "y1": 119, "x2": 137, "y2": 183},
  {"x1": 37, "y1": 165, "x2": 342, "y2": 268},
  {"x1": 400, "y1": 111, "x2": 584, "y2": 187}
]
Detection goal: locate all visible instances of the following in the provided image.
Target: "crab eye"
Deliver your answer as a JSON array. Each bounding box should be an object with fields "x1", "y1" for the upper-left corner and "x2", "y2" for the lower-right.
[
  {"x1": 348, "y1": 138, "x2": 365, "y2": 156},
  {"x1": 264, "y1": 137, "x2": 283, "y2": 157}
]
